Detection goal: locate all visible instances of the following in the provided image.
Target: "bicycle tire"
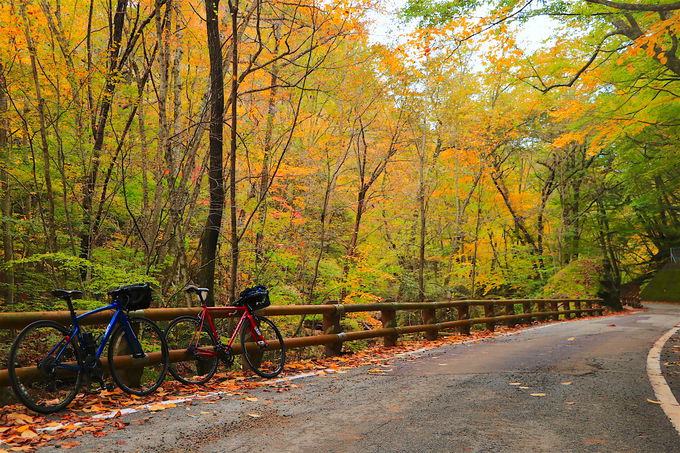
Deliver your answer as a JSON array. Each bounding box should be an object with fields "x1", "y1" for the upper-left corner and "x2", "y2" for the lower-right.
[
  {"x1": 108, "y1": 316, "x2": 168, "y2": 396},
  {"x1": 240, "y1": 315, "x2": 285, "y2": 378},
  {"x1": 8, "y1": 320, "x2": 83, "y2": 414},
  {"x1": 165, "y1": 316, "x2": 219, "y2": 385}
]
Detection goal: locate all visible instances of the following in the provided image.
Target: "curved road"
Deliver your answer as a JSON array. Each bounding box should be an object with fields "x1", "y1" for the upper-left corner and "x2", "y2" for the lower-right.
[{"x1": 43, "y1": 303, "x2": 680, "y2": 452}]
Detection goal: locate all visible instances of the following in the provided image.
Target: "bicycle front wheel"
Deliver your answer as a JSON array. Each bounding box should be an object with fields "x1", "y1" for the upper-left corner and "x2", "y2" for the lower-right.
[
  {"x1": 240, "y1": 315, "x2": 285, "y2": 378},
  {"x1": 8, "y1": 320, "x2": 83, "y2": 414},
  {"x1": 108, "y1": 317, "x2": 168, "y2": 396},
  {"x1": 165, "y1": 316, "x2": 218, "y2": 385}
]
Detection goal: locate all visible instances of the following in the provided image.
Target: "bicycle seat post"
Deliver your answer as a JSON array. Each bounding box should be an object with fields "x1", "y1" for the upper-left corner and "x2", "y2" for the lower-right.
[{"x1": 52, "y1": 290, "x2": 83, "y2": 326}]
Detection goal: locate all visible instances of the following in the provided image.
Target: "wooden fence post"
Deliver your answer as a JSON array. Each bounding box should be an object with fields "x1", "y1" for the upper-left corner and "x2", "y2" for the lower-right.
[
  {"x1": 323, "y1": 305, "x2": 343, "y2": 356},
  {"x1": 574, "y1": 300, "x2": 582, "y2": 317},
  {"x1": 381, "y1": 307, "x2": 398, "y2": 347},
  {"x1": 562, "y1": 301, "x2": 571, "y2": 320},
  {"x1": 551, "y1": 302, "x2": 559, "y2": 321},
  {"x1": 522, "y1": 301, "x2": 533, "y2": 324},
  {"x1": 422, "y1": 306, "x2": 438, "y2": 340},
  {"x1": 457, "y1": 303, "x2": 470, "y2": 335},
  {"x1": 537, "y1": 301, "x2": 546, "y2": 322},
  {"x1": 485, "y1": 303, "x2": 495, "y2": 332},
  {"x1": 505, "y1": 302, "x2": 516, "y2": 327}
]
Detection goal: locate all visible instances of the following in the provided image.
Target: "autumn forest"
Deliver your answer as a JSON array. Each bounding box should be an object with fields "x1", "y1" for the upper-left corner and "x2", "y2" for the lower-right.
[{"x1": 0, "y1": 0, "x2": 678, "y2": 315}]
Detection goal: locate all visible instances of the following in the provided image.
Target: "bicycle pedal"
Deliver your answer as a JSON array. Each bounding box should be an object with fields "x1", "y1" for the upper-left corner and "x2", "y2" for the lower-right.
[{"x1": 83, "y1": 385, "x2": 102, "y2": 395}]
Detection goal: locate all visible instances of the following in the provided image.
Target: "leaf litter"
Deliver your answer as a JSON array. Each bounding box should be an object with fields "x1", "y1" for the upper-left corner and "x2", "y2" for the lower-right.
[{"x1": 0, "y1": 322, "x2": 580, "y2": 451}]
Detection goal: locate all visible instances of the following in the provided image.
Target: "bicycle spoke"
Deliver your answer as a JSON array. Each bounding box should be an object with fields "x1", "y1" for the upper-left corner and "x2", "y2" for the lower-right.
[{"x1": 9, "y1": 321, "x2": 82, "y2": 414}]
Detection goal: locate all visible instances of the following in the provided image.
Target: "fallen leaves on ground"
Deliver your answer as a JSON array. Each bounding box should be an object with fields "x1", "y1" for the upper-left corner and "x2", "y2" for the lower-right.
[{"x1": 0, "y1": 317, "x2": 616, "y2": 451}]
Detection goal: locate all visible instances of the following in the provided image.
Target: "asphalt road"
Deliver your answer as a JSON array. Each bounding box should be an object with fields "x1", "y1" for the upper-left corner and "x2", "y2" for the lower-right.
[{"x1": 42, "y1": 303, "x2": 680, "y2": 452}]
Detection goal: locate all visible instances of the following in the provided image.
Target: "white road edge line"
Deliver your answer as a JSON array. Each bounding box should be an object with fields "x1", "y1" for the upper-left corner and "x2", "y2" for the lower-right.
[{"x1": 646, "y1": 324, "x2": 680, "y2": 436}]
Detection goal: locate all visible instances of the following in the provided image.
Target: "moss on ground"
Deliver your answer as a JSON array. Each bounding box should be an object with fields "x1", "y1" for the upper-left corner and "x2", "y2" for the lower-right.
[{"x1": 641, "y1": 264, "x2": 680, "y2": 303}]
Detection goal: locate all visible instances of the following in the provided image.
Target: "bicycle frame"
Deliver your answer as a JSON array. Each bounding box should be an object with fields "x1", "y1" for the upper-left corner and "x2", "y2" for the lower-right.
[
  {"x1": 191, "y1": 305, "x2": 264, "y2": 357},
  {"x1": 51, "y1": 302, "x2": 145, "y2": 372}
]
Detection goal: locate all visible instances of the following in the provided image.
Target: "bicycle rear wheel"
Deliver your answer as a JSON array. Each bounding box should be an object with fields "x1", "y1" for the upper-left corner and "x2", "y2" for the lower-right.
[
  {"x1": 165, "y1": 316, "x2": 219, "y2": 385},
  {"x1": 240, "y1": 315, "x2": 285, "y2": 378},
  {"x1": 108, "y1": 317, "x2": 168, "y2": 396},
  {"x1": 8, "y1": 320, "x2": 83, "y2": 414}
]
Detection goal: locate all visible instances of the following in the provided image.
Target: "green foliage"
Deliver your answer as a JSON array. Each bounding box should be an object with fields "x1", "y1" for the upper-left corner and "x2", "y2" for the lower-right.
[
  {"x1": 399, "y1": 0, "x2": 573, "y2": 27},
  {"x1": 3, "y1": 252, "x2": 159, "y2": 310},
  {"x1": 269, "y1": 285, "x2": 304, "y2": 305},
  {"x1": 640, "y1": 264, "x2": 680, "y2": 303},
  {"x1": 542, "y1": 258, "x2": 604, "y2": 299}
]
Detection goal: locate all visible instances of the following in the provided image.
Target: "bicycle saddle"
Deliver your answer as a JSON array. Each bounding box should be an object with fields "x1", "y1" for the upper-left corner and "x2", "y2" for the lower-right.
[
  {"x1": 52, "y1": 290, "x2": 83, "y2": 299},
  {"x1": 185, "y1": 285, "x2": 209, "y2": 294}
]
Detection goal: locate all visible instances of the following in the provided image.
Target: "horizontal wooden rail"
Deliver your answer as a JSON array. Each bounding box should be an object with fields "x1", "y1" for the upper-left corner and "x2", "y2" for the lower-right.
[
  {"x1": 0, "y1": 299, "x2": 604, "y2": 387},
  {"x1": 0, "y1": 299, "x2": 601, "y2": 330}
]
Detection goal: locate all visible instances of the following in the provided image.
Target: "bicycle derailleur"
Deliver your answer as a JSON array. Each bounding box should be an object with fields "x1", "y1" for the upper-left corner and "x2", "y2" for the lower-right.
[{"x1": 217, "y1": 343, "x2": 234, "y2": 367}]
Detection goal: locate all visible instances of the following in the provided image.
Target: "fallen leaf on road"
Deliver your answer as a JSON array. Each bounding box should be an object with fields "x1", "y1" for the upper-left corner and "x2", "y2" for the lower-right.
[
  {"x1": 519, "y1": 386, "x2": 530, "y2": 389},
  {"x1": 60, "y1": 442, "x2": 81, "y2": 449},
  {"x1": 566, "y1": 402, "x2": 576, "y2": 405},
  {"x1": 19, "y1": 429, "x2": 38, "y2": 439},
  {"x1": 607, "y1": 324, "x2": 616, "y2": 327},
  {"x1": 646, "y1": 398, "x2": 662, "y2": 404},
  {"x1": 148, "y1": 403, "x2": 176, "y2": 412},
  {"x1": 244, "y1": 397, "x2": 258, "y2": 402},
  {"x1": 560, "y1": 382, "x2": 572, "y2": 385},
  {"x1": 567, "y1": 337, "x2": 575, "y2": 341},
  {"x1": 247, "y1": 414, "x2": 262, "y2": 418},
  {"x1": 8, "y1": 414, "x2": 35, "y2": 425},
  {"x1": 530, "y1": 393, "x2": 547, "y2": 397},
  {"x1": 509, "y1": 382, "x2": 521, "y2": 386}
]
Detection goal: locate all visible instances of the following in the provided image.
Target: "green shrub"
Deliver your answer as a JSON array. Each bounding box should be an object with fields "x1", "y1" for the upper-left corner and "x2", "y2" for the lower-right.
[{"x1": 542, "y1": 258, "x2": 604, "y2": 299}]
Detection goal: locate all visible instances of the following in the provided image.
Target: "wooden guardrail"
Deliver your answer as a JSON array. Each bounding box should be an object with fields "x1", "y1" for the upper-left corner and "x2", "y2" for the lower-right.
[{"x1": 0, "y1": 298, "x2": 604, "y2": 386}]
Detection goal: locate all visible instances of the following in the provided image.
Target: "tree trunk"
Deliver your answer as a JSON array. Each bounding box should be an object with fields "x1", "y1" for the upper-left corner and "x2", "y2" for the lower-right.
[
  {"x1": 596, "y1": 199, "x2": 622, "y2": 310},
  {"x1": 19, "y1": 1, "x2": 56, "y2": 252},
  {"x1": 199, "y1": 0, "x2": 225, "y2": 306},
  {"x1": 470, "y1": 188, "x2": 483, "y2": 298},
  {"x1": 81, "y1": 0, "x2": 129, "y2": 263},
  {"x1": 228, "y1": 0, "x2": 240, "y2": 303},
  {"x1": 254, "y1": 39, "x2": 280, "y2": 272},
  {"x1": 417, "y1": 134, "x2": 427, "y2": 303},
  {"x1": 0, "y1": 62, "x2": 14, "y2": 305}
]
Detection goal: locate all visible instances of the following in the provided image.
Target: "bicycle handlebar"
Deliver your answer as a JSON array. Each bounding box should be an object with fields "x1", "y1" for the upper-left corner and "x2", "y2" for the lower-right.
[{"x1": 185, "y1": 285, "x2": 209, "y2": 294}]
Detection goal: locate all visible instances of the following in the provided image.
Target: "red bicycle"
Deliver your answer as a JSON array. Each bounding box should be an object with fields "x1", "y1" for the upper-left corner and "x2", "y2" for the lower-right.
[{"x1": 164, "y1": 285, "x2": 285, "y2": 384}]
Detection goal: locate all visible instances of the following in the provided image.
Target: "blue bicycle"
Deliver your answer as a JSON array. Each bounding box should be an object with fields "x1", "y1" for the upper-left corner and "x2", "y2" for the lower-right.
[{"x1": 8, "y1": 283, "x2": 169, "y2": 413}]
